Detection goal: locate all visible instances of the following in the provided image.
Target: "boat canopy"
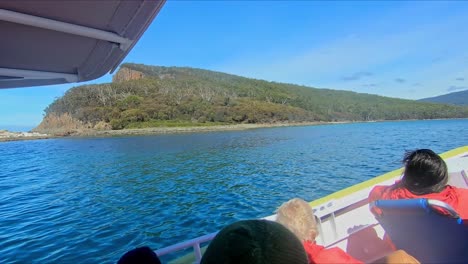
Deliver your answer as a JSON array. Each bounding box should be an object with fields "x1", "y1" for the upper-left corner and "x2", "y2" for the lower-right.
[{"x1": 0, "y1": 0, "x2": 165, "y2": 89}]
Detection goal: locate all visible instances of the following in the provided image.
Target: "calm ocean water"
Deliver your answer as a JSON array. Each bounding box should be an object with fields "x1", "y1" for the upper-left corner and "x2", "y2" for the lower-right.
[{"x1": 0, "y1": 119, "x2": 467, "y2": 263}]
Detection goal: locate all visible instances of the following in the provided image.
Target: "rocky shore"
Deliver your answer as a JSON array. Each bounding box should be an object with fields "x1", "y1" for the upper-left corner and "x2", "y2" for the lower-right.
[
  {"x1": 0, "y1": 130, "x2": 51, "y2": 142},
  {"x1": 2, "y1": 121, "x2": 339, "y2": 142},
  {"x1": 82, "y1": 122, "x2": 329, "y2": 137}
]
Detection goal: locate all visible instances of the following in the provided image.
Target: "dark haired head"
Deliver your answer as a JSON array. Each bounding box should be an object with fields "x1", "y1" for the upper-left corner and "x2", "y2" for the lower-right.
[
  {"x1": 201, "y1": 219, "x2": 308, "y2": 264},
  {"x1": 401, "y1": 149, "x2": 448, "y2": 195},
  {"x1": 117, "y1": 246, "x2": 161, "y2": 264}
]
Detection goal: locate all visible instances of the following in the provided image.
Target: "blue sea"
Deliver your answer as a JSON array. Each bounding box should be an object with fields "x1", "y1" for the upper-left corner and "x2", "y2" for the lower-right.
[{"x1": 0, "y1": 119, "x2": 467, "y2": 263}]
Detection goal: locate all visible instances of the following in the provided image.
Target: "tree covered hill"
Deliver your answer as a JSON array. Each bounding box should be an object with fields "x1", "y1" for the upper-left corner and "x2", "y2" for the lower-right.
[
  {"x1": 35, "y1": 63, "x2": 468, "y2": 133},
  {"x1": 419, "y1": 89, "x2": 468, "y2": 106}
]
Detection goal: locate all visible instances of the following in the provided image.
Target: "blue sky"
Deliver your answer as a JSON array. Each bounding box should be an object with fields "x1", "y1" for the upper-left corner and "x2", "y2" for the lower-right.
[{"x1": 1, "y1": 1, "x2": 468, "y2": 130}]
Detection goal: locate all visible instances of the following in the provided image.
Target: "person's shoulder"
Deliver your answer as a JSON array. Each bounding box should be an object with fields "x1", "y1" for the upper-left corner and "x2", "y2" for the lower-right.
[
  {"x1": 450, "y1": 185, "x2": 468, "y2": 196},
  {"x1": 303, "y1": 241, "x2": 324, "y2": 254},
  {"x1": 370, "y1": 185, "x2": 388, "y2": 192},
  {"x1": 317, "y1": 247, "x2": 363, "y2": 264},
  {"x1": 368, "y1": 185, "x2": 390, "y2": 201}
]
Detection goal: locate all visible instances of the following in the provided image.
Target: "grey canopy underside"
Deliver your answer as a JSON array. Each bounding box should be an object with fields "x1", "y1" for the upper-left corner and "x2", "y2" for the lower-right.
[{"x1": 0, "y1": 0, "x2": 165, "y2": 89}]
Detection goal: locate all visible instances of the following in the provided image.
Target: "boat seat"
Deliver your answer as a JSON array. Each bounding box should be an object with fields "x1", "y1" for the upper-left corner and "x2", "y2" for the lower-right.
[{"x1": 370, "y1": 198, "x2": 468, "y2": 263}]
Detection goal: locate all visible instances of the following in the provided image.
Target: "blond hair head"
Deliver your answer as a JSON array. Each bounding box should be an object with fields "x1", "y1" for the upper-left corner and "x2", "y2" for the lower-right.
[{"x1": 275, "y1": 198, "x2": 318, "y2": 242}]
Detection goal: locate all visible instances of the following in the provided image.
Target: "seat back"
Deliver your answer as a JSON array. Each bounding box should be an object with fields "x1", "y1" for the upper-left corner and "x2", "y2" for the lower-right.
[{"x1": 370, "y1": 198, "x2": 468, "y2": 263}]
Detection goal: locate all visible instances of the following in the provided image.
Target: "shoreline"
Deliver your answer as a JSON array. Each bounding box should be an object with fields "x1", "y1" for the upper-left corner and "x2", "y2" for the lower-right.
[
  {"x1": 0, "y1": 121, "x2": 342, "y2": 142},
  {"x1": 0, "y1": 130, "x2": 52, "y2": 142},
  {"x1": 1, "y1": 118, "x2": 466, "y2": 142},
  {"x1": 71, "y1": 121, "x2": 346, "y2": 137}
]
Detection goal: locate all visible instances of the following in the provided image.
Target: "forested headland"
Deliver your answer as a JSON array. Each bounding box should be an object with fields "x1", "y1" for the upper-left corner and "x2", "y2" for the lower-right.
[{"x1": 34, "y1": 63, "x2": 468, "y2": 135}]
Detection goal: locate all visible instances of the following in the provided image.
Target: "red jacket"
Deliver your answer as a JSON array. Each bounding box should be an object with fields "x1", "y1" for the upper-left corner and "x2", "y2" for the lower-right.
[
  {"x1": 303, "y1": 241, "x2": 363, "y2": 264},
  {"x1": 368, "y1": 183, "x2": 468, "y2": 219}
]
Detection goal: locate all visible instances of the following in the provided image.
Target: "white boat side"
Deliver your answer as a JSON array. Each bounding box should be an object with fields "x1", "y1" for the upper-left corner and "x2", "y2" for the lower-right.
[{"x1": 157, "y1": 146, "x2": 468, "y2": 263}]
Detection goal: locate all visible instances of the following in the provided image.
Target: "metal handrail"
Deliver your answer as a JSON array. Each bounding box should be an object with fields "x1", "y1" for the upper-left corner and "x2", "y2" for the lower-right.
[
  {"x1": 427, "y1": 199, "x2": 460, "y2": 218},
  {"x1": 155, "y1": 231, "x2": 217, "y2": 263},
  {"x1": 326, "y1": 223, "x2": 379, "y2": 248},
  {"x1": 0, "y1": 8, "x2": 132, "y2": 50}
]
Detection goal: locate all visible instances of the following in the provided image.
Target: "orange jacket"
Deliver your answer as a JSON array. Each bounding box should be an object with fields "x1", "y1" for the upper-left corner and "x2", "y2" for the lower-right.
[
  {"x1": 368, "y1": 183, "x2": 468, "y2": 219},
  {"x1": 303, "y1": 241, "x2": 363, "y2": 264}
]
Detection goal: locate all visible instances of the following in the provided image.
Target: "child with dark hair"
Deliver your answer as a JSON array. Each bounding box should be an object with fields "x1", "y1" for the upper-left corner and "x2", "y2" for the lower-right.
[
  {"x1": 369, "y1": 149, "x2": 468, "y2": 218},
  {"x1": 401, "y1": 149, "x2": 449, "y2": 194}
]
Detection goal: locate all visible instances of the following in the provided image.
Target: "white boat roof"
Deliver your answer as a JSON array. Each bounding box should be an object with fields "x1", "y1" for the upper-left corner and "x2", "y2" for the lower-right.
[{"x1": 0, "y1": 0, "x2": 165, "y2": 89}]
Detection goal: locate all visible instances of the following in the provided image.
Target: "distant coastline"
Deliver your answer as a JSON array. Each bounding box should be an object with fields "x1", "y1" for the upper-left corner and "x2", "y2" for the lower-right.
[
  {"x1": 78, "y1": 121, "x2": 345, "y2": 137},
  {"x1": 1, "y1": 121, "x2": 341, "y2": 142},
  {"x1": 2, "y1": 118, "x2": 466, "y2": 143}
]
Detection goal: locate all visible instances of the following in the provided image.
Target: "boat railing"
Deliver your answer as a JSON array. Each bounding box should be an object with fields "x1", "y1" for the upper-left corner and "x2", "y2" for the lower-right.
[
  {"x1": 155, "y1": 231, "x2": 217, "y2": 263},
  {"x1": 155, "y1": 195, "x2": 373, "y2": 263},
  {"x1": 326, "y1": 222, "x2": 379, "y2": 248},
  {"x1": 314, "y1": 194, "x2": 373, "y2": 245},
  {"x1": 155, "y1": 214, "x2": 277, "y2": 263}
]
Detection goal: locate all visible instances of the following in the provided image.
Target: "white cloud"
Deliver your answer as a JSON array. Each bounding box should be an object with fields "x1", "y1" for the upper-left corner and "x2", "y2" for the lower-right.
[{"x1": 216, "y1": 11, "x2": 468, "y2": 99}]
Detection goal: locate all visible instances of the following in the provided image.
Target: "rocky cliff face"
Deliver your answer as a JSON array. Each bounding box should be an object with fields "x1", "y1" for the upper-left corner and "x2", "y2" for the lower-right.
[
  {"x1": 112, "y1": 67, "x2": 145, "y2": 82},
  {"x1": 33, "y1": 113, "x2": 87, "y2": 136}
]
